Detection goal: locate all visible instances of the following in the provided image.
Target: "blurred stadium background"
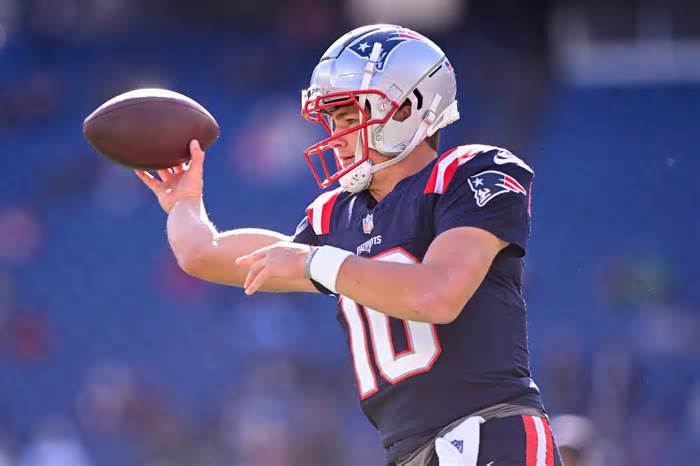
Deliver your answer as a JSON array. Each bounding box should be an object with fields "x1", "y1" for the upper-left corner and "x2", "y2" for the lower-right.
[{"x1": 0, "y1": 0, "x2": 699, "y2": 465}]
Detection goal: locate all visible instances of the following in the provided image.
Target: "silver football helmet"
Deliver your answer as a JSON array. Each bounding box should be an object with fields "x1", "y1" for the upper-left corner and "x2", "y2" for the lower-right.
[{"x1": 301, "y1": 24, "x2": 460, "y2": 192}]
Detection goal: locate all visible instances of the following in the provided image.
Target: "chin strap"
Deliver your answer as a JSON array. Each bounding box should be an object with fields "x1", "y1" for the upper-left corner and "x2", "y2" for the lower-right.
[{"x1": 427, "y1": 100, "x2": 459, "y2": 137}]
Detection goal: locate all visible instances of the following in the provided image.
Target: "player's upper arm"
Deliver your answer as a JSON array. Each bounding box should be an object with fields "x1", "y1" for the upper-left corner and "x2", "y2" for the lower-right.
[
  {"x1": 422, "y1": 226, "x2": 507, "y2": 321},
  {"x1": 419, "y1": 146, "x2": 534, "y2": 319}
]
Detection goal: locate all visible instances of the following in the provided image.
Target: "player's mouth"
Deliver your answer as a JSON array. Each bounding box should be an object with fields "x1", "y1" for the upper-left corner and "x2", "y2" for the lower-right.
[{"x1": 338, "y1": 154, "x2": 355, "y2": 169}]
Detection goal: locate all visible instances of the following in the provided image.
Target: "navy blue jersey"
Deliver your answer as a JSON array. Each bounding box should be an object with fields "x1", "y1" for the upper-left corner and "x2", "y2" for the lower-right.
[{"x1": 293, "y1": 145, "x2": 543, "y2": 462}]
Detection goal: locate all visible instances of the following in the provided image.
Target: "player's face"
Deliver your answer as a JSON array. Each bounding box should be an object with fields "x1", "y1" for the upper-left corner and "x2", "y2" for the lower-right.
[{"x1": 329, "y1": 106, "x2": 388, "y2": 169}]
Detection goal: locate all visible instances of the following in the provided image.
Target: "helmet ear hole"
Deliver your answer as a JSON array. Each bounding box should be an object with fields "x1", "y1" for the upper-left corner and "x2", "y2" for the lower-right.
[{"x1": 392, "y1": 100, "x2": 412, "y2": 122}]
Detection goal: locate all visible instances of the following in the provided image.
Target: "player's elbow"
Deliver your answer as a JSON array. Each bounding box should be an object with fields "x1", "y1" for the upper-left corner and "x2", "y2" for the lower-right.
[
  {"x1": 414, "y1": 290, "x2": 462, "y2": 324},
  {"x1": 432, "y1": 302, "x2": 463, "y2": 324},
  {"x1": 174, "y1": 246, "x2": 209, "y2": 277}
]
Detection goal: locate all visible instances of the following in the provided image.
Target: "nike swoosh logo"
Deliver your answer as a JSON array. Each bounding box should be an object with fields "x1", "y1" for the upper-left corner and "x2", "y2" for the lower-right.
[
  {"x1": 493, "y1": 151, "x2": 533, "y2": 174},
  {"x1": 486, "y1": 462, "x2": 495, "y2": 466}
]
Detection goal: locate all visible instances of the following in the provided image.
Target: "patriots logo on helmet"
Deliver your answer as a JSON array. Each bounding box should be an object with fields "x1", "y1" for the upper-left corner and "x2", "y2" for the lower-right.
[
  {"x1": 348, "y1": 28, "x2": 424, "y2": 70},
  {"x1": 468, "y1": 170, "x2": 527, "y2": 207}
]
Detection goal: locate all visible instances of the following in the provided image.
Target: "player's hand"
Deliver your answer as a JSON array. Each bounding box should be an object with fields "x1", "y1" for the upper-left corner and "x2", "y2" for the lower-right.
[
  {"x1": 235, "y1": 242, "x2": 311, "y2": 295},
  {"x1": 134, "y1": 139, "x2": 205, "y2": 213}
]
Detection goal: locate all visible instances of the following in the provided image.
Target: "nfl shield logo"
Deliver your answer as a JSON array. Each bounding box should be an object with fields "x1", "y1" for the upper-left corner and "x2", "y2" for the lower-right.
[{"x1": 362, "y1": 214, "x2": 374, "y2": 234}]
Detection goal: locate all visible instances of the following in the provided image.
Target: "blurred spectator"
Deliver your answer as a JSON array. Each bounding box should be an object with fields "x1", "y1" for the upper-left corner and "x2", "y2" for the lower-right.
[
  {"x1": 0, "y1": 206, "x2": 41, "y2": 263},
  {"x1": 538, "y1": 325, "x2": 589, "y2": 415},
  {"x1": 92, "y1": 163, "x2": 147, "y2": 217},
  {"x1": 76, "y1": 361, "x2": 138, "y2": 434},
  {"x1": 227, "y1": 98, "x2": 318, "y2": 185},
  {"x1": 16, "y1": 416, "x2": 92, "y2": 466},
  {"x1": 0, "y1": 207, "x2": 42, "y2": 266},
  {"x1": 347, "y1": 0, "x2": 464, "y2": 30},
  {"x1": 1, "y1": 308, "x2": 55, "y2": 365},
  {"x1": 0, "y1": 422, "x2": 15, "y2": 466},
  {"x1": 550, "y1": 414, "x2": 600, "y2": 466},
  {"x1": 0, "y1": 71, "x2": 60, "y2": 131},
  {"x1": 0, "y1": 0, "x2": 18, "y2": 49}
]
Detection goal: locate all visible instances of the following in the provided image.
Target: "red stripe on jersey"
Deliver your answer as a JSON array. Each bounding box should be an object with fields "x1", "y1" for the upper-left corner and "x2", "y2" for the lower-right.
[
  {"x1": 522, "y1": 415, "x2": 538, "y2": 466},
  {"x1": 306, "y1": 207, "x2": 314, "y2": 227},
  {"x1": 543, "y1": 418, "x2": 555, "y2": 466},
  {"x1": 424, "y1": 147, "x2": 458, "y2": 194},
  {"x1": 320, "y1": 190, "x2": 340, "y2": 234},
  {"x1": 441, "y1": 157, "x2": 460, "y2": 192}
]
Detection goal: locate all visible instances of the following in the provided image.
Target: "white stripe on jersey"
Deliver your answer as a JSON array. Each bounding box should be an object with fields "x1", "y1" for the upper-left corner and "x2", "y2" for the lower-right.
[{"x1": 533, "y1": 416, "x2": 547, "y2": 466}]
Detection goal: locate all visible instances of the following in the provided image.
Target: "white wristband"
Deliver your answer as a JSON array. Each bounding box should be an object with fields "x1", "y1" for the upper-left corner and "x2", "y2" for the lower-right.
[{"x1": 308, "y1": 246, "x2": 353, "y2": 294}]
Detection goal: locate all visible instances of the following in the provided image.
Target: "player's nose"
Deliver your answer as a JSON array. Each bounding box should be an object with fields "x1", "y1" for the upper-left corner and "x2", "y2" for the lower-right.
[{"x1": 327, "y1": 136, "x2": 347, "y2": 150}]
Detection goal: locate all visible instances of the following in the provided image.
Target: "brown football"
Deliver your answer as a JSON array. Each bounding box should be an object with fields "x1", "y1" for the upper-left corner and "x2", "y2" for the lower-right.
[{"x1": 83, "y1": 89, "x2": 220, "y2": 170}]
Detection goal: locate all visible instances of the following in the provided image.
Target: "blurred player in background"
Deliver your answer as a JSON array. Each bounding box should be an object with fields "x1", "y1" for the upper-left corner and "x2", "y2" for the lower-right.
[
  {"x1": 550, "y1": 415, "x2": 598, "y2": 466},
  {"x1": 136, "y1": 24, "x2": 562, "y2": 466}
]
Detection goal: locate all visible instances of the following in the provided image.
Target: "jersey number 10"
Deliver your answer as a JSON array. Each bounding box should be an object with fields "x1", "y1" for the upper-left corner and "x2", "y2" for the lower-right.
[{"x1": 338, "y1": 248, "x2": 442, "y2": 399}]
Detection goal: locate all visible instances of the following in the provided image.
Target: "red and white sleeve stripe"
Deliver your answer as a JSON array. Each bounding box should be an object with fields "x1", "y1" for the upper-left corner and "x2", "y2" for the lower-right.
[
  {"x1": 424, "y1": 145, "x2": 484, "y2": 195},
  {"x1": 522, "y1": 415, "x2": 555, "y2": 466},
  {"x1": 306, "y1": 188, "x2": 342, "y2": 236}
]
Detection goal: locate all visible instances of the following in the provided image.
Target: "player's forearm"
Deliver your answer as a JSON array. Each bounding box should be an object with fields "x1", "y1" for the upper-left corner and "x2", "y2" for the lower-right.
[
  {"x1": 333, "y1": 228, "x2": 502, "y2": 323},
  {"x1": 335, "y1": 258, "x2": 465, "y2": 324},
  {"x1": 166, "y1": 197, "x2": 288, "y2": 284},
  {"x1": 167, "y1": 197, "x2": 217, "y2": 270}
]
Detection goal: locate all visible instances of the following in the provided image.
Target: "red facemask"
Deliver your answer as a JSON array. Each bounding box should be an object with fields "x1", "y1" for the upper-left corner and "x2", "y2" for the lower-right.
[{"x1": 302, "y1": 89, "x2": 399, "y2": 189}]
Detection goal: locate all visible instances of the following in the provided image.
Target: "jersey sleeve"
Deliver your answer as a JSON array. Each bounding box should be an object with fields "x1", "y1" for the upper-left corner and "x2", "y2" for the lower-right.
[
  {"x1": 431, "y1": 148, "x2": 533, "y2": 257},
  {"x1": 291, "y1": 210, "x2": 335, "y2": 296},
  {"x1": 291, "y1": 187, "x2": 342, "y2": 245},
  {"x1": 291, "y1": 215, "x2": 320, "y2": 247}
]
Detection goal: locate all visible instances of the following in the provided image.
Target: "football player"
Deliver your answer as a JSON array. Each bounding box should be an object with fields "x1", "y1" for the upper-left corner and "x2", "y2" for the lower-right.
[{"x1": 135, "y1": 24, "x2": 562, "y2": 466}]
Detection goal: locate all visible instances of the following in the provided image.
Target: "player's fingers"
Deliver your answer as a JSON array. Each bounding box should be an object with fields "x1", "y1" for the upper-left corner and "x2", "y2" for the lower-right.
[
  {"x1": 134, "y1": 170, "x2": 159, "y2": 189},
  {"x1": 243, "y1": 259, "x2": 264, "y2": 288},
  {"x1": 133, "y1": 169, "x2": 151, "y2": 182},
  {"x1": 171, "y1": 165, "x2": 183, "y2": 175},
  {"x1": 243, "y1": 260, "x2": 265, "y2": 291},
  {"x1": 156, "y1": 169, "x2": 171, "y2": 182},
  {"x1": 235, "y1": 250, "x2": 265, "y2": 265},
  {"x1": 245, "y1": 268, "x2": 268, "y2": 295}
]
